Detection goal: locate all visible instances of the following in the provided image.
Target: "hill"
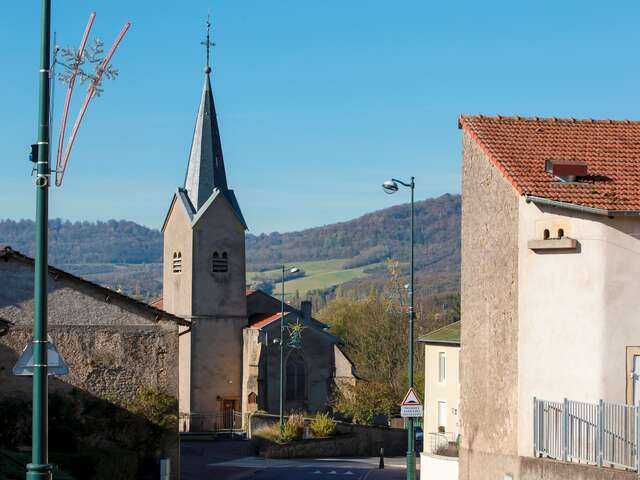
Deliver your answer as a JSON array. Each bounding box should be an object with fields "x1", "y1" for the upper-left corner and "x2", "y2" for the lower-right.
[{"x1": 0, "y1": 194, "x2": 460, "y2": 299}]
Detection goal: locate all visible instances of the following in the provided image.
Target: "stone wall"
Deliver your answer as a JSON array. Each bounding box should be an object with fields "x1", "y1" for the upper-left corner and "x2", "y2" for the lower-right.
[
  {"x1": 460, "y1": 129, "x2": 520, "y2": 479},
  {"x1": 249, "y1": 413, "x2": 407, "y2": 457},
  {"x1": 0, "y1": 251, "x2": 181, "y2": 479},
  {"x1": 251, "y1": 321, "x2": 343, "y2": 414}
]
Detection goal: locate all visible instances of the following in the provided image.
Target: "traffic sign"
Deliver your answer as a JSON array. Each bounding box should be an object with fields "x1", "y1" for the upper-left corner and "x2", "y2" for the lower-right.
[
  {"x1": 400, "y1": 387, "x2": 423, "y2": 418},
  {"x1": 13, "y1": 336, "x2": 69, "y2": 376}
]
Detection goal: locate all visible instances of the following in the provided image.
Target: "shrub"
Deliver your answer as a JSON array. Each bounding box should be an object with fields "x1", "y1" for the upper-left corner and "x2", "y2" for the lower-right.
[
  {"x1": 0, "y1": 397, "x2": 30, "y2": 449},
  {"x1": 252, "y1": 424, "x2": 280, "y2": 443},
  {"x1": 280, "y1": 422, "x2": 303, "y2": 443},
  {"x1": 310, "y1": 412, "x2": 336, "y2": 438},
  {"x1": 333, "y1": 381, "x2": 397, "y2": 425},
  {"x1": 280, "y1": 413, "x2": 305, "y2": 442}
]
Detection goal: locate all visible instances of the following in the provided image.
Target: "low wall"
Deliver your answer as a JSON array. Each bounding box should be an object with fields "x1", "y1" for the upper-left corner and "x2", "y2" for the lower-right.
[
  {"x1": 421, "y1": 452, "x2": 458, "y2": 480},
  {"x1": 250, "y1": 413, "x2": 407, "y2": 457},
  {"x1": 461, "y1": 449, "x2": 639, "y2": 480},
  {"x1": 521, "y1": 457, "x2": 639, "y2": 480}
]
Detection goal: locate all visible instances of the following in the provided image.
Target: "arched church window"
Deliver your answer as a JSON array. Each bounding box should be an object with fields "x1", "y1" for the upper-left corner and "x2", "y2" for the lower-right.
[
  {"x1": 212, "y1": 251, "x2": 228, "y2": 273},
  {"x1": 286, "y1": 351, "x2": 306, "y2": 401},
  {"x1": 172, "y1": 252, "x2": 182, "y2": 273}
]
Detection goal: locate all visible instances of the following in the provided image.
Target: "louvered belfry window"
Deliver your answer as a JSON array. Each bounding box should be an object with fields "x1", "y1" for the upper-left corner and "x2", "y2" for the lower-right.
[
  {"x1": 172, "y1": 252, "x2": 182, "y2": 273},
  {"x1": 212, "y1": 251, "x2": 228, "y2": 273}
]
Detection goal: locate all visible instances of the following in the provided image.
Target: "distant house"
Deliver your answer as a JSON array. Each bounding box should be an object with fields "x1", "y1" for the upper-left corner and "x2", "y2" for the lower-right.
[
  {"x1": 419, "y1": 321, "x2": 460, "y2": 437},
  {"x1": 459, "y1": 115, "x2": 640, "y2": 480},
  {"x1": 419, "y1": 321, "x2": 460, "y2": 480}
]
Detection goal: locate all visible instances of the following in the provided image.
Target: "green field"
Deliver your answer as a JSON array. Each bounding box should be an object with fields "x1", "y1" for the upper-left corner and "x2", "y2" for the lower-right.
[{"x1": 248, "y1": 259, "x2": 378, "y2": 296}]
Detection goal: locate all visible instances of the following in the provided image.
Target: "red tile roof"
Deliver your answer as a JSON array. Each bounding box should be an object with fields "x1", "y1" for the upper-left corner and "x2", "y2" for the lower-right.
[
  {"x1": 249, "y1": 312, "x2": 283, "y2": 329},
  {"x1": 459, "y1": 115, "x2": 640, "y2": 212}
]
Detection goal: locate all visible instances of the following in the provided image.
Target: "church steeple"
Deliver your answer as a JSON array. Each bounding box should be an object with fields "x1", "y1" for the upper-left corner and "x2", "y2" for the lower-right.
[{"x1": 184, "y1": 17, "x2": 228, "y2": 211}]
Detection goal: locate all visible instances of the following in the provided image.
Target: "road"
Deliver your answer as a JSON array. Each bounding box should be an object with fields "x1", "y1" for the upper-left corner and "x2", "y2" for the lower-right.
[{"x1": 181, "y1": 437, "x2": 414, "y2": 480}]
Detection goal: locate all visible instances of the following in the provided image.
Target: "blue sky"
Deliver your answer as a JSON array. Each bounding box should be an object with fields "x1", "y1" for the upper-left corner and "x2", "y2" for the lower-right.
[{"x1": 2, "y1": 1, "x2": 640, "y2": 234}]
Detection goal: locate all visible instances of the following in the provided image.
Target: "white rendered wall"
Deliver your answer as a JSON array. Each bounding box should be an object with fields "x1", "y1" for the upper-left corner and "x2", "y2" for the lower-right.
[
  {"x1": 517, "y1": 198, "x2": 640, "y2": 457},
  {"x1": 420, "y1": 453, "x2": 458, "y2": 480},
  {"x1": 424, "y1": 344, "x2": 460, "y2": 436}
]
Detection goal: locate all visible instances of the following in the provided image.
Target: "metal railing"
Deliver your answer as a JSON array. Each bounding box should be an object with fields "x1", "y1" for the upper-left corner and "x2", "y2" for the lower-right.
[
  {"x1": 425, "y1": 432, "x2": 457, "y2": 455},
  {"x1": 534, "y1": 397, "x2": 640, "y2": 471},
  {"x1": 179, "y1": 410, "x2": 247, "y2": 434}
]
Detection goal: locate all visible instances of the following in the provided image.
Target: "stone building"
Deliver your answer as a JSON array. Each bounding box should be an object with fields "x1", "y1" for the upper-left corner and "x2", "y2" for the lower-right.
[
  {"x1": 459, "y1": 115, "x2": 640, "y2": 480},
  {"x1": 0, "y1": 246, "x2": 183, "y2": 477},
  {"x1": 160, "y1": 58, "x2": 356, "y2": 428}
]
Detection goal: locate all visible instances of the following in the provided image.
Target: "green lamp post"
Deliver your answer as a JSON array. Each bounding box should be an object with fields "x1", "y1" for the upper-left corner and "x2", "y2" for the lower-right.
[
  {"x1": 382, "y1": 176, "x2": 416, "y2": 480},
  {"x1": 279, "y1": 265, "x2": 299, "y2": 434},
  {"x1": 28, "y1": 1, "x2": 52, "y2": 479}
]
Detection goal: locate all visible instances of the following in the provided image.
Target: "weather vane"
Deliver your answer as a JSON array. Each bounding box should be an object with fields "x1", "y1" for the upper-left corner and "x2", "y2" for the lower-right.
[{"x1": 201, "y1": 15, "x2": 215, "y2": 73}]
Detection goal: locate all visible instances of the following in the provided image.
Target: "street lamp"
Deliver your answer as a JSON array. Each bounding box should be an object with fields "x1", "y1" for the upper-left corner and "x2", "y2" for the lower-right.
[
  {"x1": 381, "y1": 176, "x2": 416, "y2": 480},
  {"x1": 280, "y1": 266, "x2": 299, "y2": 433}
]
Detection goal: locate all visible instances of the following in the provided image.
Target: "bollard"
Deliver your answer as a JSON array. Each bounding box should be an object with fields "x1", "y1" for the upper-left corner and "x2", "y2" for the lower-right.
[
  {"x1": 379, "y1": 447, "x2": 384, "y2": 469},
  {"x1": 160, "y1": 458, "x2": 170, "y2": 480}
]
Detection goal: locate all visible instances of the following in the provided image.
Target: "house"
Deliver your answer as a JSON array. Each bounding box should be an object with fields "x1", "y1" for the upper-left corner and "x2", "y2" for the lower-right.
[
  {"x1": 459, "y1": 115, "x2": 640, "y2": 480},
  {"x1": 419, "y1": 321, "x2": 460, "y2": 438},
  {"x1": 0, "y1": 246, "x2": 183, "y2": 478},
  {"x1": 419, "y1": 321, "x2": 460, "y2": 480},
  {"x1": 160, "y1": 51, "x2": 356, "y2": 427}
]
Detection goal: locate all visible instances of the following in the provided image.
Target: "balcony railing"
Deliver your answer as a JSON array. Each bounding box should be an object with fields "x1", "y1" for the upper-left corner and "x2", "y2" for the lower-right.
[{"x1": 534, "y1": 397, "x2": 640, "y2": 471}]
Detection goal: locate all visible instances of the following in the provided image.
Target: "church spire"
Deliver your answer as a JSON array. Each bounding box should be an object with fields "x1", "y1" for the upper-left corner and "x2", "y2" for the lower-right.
[{"x1": 184, "y1": 16, "x2": 228, "y2": 211}]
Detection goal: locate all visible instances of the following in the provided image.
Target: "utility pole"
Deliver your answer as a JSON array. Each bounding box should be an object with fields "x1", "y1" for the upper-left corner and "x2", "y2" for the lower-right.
[{"x1": 28, "y1": 1, "x2": 52, "y2": 479}]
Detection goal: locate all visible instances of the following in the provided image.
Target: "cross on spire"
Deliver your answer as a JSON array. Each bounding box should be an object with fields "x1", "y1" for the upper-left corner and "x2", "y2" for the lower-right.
[{"x1": 201, "y1": 15, "x2": 215, "y2": 74}]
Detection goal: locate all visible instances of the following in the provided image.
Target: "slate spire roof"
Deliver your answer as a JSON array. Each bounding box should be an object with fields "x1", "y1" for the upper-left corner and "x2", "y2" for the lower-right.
[{"x1": 184, "y1": 69, "x2": 229, "y2": 211}]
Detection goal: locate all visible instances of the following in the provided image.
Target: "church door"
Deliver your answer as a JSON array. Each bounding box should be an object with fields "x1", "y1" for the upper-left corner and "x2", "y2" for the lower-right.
[{"x1": 222, "y1": 399, "x2": 237, "y2": 429}]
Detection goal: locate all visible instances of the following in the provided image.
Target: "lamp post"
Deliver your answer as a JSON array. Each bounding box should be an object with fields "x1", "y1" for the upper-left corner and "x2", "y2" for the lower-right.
[
  {"x1": 280, "y1": 265, "x2": 299, "y2": 433},
  {"x1": 28, "y1": 1, "x2": 53, "y2": 479},
  {"x1": 382, "y1": 177, "x2": 416, "y2": 480}
]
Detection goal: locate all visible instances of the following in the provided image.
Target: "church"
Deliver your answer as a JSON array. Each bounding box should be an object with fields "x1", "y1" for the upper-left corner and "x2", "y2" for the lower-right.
[{"x1": 158, "y1": 43, "x2": 356, "y2": 429}]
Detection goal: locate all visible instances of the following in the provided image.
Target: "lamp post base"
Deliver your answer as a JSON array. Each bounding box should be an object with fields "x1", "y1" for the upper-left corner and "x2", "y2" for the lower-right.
[
  {"x1": 406, "y1": 450, "x2": 416, "y2": 480},
  {"x1": 26, "y1": 463, "x2": 52, "y2": 479}
]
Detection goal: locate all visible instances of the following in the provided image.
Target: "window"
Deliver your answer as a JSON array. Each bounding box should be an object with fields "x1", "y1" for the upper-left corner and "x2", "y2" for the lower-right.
[
  {"x1": 172, "y1": 252, "x2": 182, "y2": 273},
  {"x1": 212, "y1": 251, "x2": 228, "y2": 273},
  {"x1": 286, "y1": 351, "x2": 306, "y2": 401},
  {"x1": 438, "y1": 401, "x2": 447, "y2": 432},
  {"x1": 438, "y1": 352, "x2": 446, "y2": 383}
]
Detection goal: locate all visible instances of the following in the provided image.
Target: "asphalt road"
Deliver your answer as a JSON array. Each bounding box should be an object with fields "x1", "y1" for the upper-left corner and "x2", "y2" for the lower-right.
[{"x1": 181, "y1": 437, "x2": 412, "y2": 480}]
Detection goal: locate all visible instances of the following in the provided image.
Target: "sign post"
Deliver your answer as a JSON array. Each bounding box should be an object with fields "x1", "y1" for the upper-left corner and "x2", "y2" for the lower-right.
[{"x1": 401, "y1": 387, "x2": 423, "y2": 418}]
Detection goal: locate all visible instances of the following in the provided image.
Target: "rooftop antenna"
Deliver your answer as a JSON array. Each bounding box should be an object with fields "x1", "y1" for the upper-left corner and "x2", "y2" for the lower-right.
[
  {"x1": 54, "y1": 12, "x2": 131, "y2": 186},
  {"x1": 201, "y1": 14, "x2": 215, "y2": 74}
]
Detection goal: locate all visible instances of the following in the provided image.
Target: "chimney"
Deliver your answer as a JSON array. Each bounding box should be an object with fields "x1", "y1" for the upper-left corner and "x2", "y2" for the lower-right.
[{"x1": 301, "y1": 301, "x2": 312, "y2": 321}]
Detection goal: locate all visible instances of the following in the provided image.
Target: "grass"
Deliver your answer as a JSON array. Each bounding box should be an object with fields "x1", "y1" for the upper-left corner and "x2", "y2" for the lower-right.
[{"x1": 248, "y1": 259, "x2": 380, "y2": 296}]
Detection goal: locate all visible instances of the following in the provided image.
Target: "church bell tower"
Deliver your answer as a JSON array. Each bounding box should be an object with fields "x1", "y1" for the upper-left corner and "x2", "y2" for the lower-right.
[{"x1": 161, "y1": 18, "x2": 248, "y2": 424}]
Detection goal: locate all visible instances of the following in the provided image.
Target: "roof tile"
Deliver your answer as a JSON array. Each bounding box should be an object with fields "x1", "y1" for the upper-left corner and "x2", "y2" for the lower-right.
[{"x1": 459, "y1": 115, "x2": 640, "y2": 211}]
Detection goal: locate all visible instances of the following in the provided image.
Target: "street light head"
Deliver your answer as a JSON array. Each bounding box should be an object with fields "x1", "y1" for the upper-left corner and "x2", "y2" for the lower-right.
[{"x1": 382, "y1": 180, "x2": 399, "y2": 194}]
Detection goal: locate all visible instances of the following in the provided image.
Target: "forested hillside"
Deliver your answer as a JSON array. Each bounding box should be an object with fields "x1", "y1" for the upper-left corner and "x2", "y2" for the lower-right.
[
  {"x1": 246, "y1": 194, "x2": 460, "y2": 273},
  {"x1": 0, "y1": 219, "x2": 162, "y2": 264},
  {"x1": 0, "y1": 194, "x2": 460, "y2": 298}
]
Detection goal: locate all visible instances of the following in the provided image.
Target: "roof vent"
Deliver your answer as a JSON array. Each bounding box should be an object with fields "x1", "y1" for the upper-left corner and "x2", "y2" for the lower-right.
[{"x1": 545, "y1": 160, "x2": 588, "y2": 182}]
